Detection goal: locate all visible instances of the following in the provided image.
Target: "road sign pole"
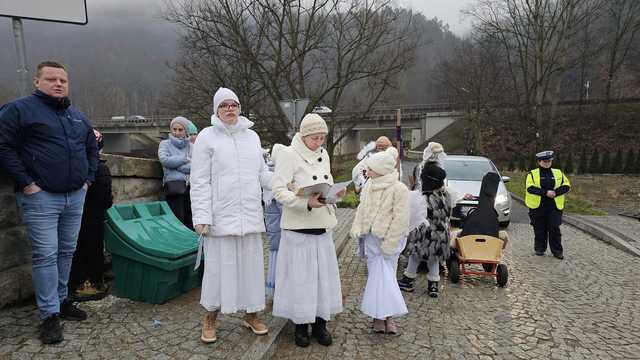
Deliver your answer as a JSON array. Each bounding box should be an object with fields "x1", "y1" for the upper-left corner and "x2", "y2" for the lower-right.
[
  {"x1": 395, "y1": 108, "x2": 402, "y2": 161},
  {"x1": 12, "y1": 17, "x2": 30, "y2": 97}
]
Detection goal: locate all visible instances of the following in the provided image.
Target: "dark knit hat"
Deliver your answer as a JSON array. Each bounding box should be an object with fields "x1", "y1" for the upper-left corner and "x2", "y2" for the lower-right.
[{"x1": 421, "y1": 163, "x2": 446, "y2": 193}]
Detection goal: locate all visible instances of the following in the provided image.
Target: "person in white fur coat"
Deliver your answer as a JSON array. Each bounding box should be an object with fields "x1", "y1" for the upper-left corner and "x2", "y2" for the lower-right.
[
  {"x1": 350, "y1": 148, "x2": 410, "y2": 334},
  {"x1": 190, "y1": 87, "x2": 272, "y2": 344}
]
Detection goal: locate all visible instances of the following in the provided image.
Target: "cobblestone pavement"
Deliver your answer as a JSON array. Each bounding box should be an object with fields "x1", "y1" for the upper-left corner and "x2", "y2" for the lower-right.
[
  {"x1": 0, "y1": 209, "x2": 355, "y2": 360},
  {"x1": 272, "y1": 223, "x2": 640, "y2": 360},
  {"x1": 0, "y1": 272, "x2": 282, "y2": 360}
]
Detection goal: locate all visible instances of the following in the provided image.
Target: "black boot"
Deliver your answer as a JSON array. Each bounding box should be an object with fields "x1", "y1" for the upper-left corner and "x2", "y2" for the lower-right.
[
  {"x1": 311, "y1": 317, "x2": 332, "y2": 346},
  {"x1": 294, "y1": 323, "x2": 310, "y2": 347},
  {"x1": 397, "y1": 276, "x2": 415, "y2": 292},
  {"x1": 427, "y1": 281, "x2": 438, "y2": 298},
  {"x1": 60, "y1": 299, "x2": 87, "y2": 321},
  {"x1": 39, "y1": 314, "x2": 64, "y2": 344}
]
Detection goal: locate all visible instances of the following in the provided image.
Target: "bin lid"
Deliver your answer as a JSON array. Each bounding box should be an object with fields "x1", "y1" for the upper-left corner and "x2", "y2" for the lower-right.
[{"x1": 106, "y1": 202, "x2": 198, "y2": 259}]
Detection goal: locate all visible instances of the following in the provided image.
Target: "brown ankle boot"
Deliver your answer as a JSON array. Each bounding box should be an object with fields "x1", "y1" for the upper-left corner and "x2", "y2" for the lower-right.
[
  {"x1": 243, "y1": 312, "x2": 268, "y2": 335},
  {"x1": 201, "y1": 311, "x2": 218, "y2": 343}
]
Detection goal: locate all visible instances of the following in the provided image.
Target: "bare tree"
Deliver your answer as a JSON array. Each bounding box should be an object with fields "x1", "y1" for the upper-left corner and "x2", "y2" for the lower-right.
[
  {"x1": 468, "y1": 0, "x2": 596, "y2": 147},
  {"x1": 601, "y1": 0, "x2": 640, "y2": 113},
  {"x1": 434, "y1": 37, "x2": 510, "y2": 153},
  {"x1": 162, "y1": 0, "x2": 418, "y2": 160}
]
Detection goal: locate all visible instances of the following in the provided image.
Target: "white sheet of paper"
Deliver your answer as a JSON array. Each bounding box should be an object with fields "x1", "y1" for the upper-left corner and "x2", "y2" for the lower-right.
[{"x1": 325, "y1": 180, "x2": 352, "y2": 204}]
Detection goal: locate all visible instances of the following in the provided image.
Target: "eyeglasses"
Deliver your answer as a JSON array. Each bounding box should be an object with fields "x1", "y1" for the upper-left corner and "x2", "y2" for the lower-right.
[
  {"x1": 540, "y1": 159, "x2": 552, "y2": 163},
  {"x1": 218, "y1": 102, "x2": 239, "y2": 110}
]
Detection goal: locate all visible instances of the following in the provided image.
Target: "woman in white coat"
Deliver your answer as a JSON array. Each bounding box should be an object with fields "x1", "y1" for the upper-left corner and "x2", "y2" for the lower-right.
[
  {"x1": 190, "y1": 87, "x2": 272, "y2": 343},
  {"x1": 271, "y1": 114, "x2": 345, "y2": 348},
  {"x1": 350, "y1": 148, "x2": 409, "y2": 334}
]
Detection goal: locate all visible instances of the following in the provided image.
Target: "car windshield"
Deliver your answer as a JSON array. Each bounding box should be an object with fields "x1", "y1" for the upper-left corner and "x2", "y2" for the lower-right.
[{"x1": 443, "y1": 159, "x2": 495, "y2": 181}]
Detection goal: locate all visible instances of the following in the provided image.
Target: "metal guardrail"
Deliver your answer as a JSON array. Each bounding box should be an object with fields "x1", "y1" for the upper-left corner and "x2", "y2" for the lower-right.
[{"x1": 92, "y1": 97, "x2": 640, "y2": 128}]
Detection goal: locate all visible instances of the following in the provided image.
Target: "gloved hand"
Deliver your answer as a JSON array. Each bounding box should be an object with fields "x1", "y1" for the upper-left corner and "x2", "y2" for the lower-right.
[{"x1": 194, "y1": 224, "x2": 209, "y2": 235}]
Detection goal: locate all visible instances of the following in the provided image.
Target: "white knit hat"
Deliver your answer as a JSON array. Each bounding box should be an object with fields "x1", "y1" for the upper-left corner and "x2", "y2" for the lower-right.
[
  {"x1": 385, "y1": 146, "x2": 399, "y2": 160},
  {"x1": 299, "y1": 113, "x2": 328, "y2": 136},
  {"x1": 212, "y1": 87, "x2": 240, "y2": 115},
  {"x1": 366, "y1": 151, "x2": 397, "y2": 176},
  {"x1": 170, "y1": 116, "x2": 190, "y2": 132}
]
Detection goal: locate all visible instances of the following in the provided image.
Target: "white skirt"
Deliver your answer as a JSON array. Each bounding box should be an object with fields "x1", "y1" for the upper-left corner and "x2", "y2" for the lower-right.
[
  {"x1": 272, "y1": 230, "x2": 343, "y2": 324},
  {"x1": 360, "y1": 234, "x2": 408, "y2": 319},
  {"x1": 200, "y1": 233, "x2": 265, "y2": 314}
]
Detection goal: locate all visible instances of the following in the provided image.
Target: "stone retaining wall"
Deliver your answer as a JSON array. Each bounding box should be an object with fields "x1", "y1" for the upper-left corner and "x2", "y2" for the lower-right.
[{"x1": 0, "y1": 154, "x2": 164, "y2": 308}]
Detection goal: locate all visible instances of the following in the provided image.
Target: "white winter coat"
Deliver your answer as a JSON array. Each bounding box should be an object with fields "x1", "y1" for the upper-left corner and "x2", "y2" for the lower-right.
[
  {"x1": 190, "y1": 115, "x2": 272, "y2": 236},
  {"x1": 272, "y1": 133, "x2": 337, "y2": 230}
]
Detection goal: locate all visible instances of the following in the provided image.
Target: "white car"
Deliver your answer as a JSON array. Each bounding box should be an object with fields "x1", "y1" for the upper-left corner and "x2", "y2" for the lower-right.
[{"x1": 442, "y1": 155, "x2": 512, "y2": 227}]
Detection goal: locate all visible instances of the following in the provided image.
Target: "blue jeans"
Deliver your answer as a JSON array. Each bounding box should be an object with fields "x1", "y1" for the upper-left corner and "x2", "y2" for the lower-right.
[{"x1": 16, "y1": 189, "x2": 86, "y2": 319}]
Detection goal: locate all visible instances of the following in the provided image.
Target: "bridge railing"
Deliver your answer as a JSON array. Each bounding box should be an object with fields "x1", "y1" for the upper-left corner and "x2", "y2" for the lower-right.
[
  {"x1": 92, "y1": 115, "x2": 174, "y2": 128},
  {"x1": 91, "y1": 103, "x2": 465, "y2": 128}
]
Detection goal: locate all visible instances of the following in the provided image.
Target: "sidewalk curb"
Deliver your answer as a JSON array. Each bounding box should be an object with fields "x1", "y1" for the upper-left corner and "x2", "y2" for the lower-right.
[
  {"x1": 510, "y1": 193, "x2": 640, "y2": 258},
  {"x1": 240, "y1": 316, "x2": 288, "y2": 360},
  {"x1": 251, "y1": 214, "x2": 354, "y2": 360}
]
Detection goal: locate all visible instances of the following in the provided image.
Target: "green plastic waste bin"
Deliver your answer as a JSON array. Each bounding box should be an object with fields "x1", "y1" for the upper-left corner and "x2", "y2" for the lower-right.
[{"x1": 105, "y1": 201, "x2": 202, "y2": 304}]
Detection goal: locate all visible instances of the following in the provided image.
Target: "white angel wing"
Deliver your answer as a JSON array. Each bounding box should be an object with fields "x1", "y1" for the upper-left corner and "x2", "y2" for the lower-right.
[
  {"x1": 356, "y1": 141, "x2": 376, "y2": 160},
  {"x1": 407, "y1": 190, "x2": 429, "y2": 233}
]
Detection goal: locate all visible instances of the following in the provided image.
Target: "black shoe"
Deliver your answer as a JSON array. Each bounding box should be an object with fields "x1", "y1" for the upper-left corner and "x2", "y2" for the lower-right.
[
  {"x1": 311, "y1": 317, "x2": 332, "y2": 346},
  {"x1": 398, "y1": 276, "x2": 415, "y2": 293},
  {"x1": 427, "y1": 281, "x2": 438, "y2": 298},
  {"x1": 60, "y1": 300, "x2": 87, "y2": 321},
  {"x1": 294, "y1": 323, "x2": 310, "y2": 347},
  {"x1": 39, "y1": 314, "x2": 63, "y2": 344},
  {"x1": 535, "y1": 251, "x2": 545, "y2": 256},
  {"x1": 553, "y1": 253, "x2": 564, "y2": 260}
]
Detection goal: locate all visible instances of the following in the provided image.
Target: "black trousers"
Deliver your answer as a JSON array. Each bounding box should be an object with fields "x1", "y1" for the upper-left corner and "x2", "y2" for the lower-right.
[
  {"x1": 166, "y1": 192, "x2": 193, "y2": 230},
  {"x1": 529, "y1": 207, "x2": 563, "y2": 255},
  {"x1": 69, "y1": 221, "x2": 105, "y2": 289}
]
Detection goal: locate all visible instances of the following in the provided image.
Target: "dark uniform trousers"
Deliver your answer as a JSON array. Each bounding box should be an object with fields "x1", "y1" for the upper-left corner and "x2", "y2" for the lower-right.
[{"x1": 529, "y1": 205, "x2": 563, "y2": 255}]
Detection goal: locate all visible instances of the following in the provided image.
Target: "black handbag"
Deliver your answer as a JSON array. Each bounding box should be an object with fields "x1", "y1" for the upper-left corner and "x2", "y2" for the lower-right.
[{"x1": 164, "y1": 180, "x2": 187, "y2": 195}]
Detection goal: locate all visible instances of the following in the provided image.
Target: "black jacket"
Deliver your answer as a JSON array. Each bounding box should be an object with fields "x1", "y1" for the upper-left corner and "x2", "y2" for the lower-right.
[
  {"x1": 82, "y1": 160, "x2": 113, "y2": 224},
  {"x1": 0, "y1": 91, "x2": 98, "y2": 193}
]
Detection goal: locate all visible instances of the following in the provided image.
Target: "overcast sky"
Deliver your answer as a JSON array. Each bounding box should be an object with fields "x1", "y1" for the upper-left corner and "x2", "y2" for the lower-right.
[{"x1": 398, "y1": 0, "x2": 475, "y2": 36}]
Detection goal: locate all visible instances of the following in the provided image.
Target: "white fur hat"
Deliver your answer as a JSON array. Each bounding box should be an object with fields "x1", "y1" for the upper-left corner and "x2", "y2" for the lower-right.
[
  {"x1": 423, "y1": 142, "x2": 446, "y2": 162},
  {"x1": 366, "y1": 151, "x2": 397, "y2": 176},
  {"x1": 212, "y1": 87, "x2": 240, "y2": 115},
  {"x1": 299, "y1": 113, "x2": 328, "y2": 136}
]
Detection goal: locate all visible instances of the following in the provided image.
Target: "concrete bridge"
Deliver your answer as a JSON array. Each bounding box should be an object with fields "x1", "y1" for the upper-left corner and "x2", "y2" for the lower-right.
[{"x1": 92, "y1": 104, "x2": 465, "y2": 154}]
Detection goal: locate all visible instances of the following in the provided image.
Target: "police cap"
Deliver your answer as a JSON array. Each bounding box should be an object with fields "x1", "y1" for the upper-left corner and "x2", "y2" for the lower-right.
[{"x1": 535, "y1": 150, "x2": 554, "y2": 160}]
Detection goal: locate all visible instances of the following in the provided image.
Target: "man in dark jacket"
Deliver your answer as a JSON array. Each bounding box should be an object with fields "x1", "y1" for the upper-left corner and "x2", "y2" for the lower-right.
[{"x1": 0, "y1": 61, "x2": 98, "y2": 344}]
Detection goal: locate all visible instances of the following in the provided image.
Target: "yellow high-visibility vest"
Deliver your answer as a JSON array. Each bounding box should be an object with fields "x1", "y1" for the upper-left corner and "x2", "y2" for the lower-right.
[{"x1": 525, "y1": 168, "x2": 571, "y2": 210}]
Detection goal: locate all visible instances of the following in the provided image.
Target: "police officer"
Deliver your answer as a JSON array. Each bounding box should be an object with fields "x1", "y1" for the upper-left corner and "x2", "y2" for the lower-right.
[{"x1": 525, "y1": 151, "x2": 571, "y2": 259}]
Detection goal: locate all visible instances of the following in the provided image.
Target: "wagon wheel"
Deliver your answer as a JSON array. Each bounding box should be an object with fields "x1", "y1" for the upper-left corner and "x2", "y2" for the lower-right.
[
  {"x1": 448, "y1": 257, "x2": 460, "y2": 283},
  {"x1": 496, "y1": 264, "x2": 508, "y2": 287}
]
